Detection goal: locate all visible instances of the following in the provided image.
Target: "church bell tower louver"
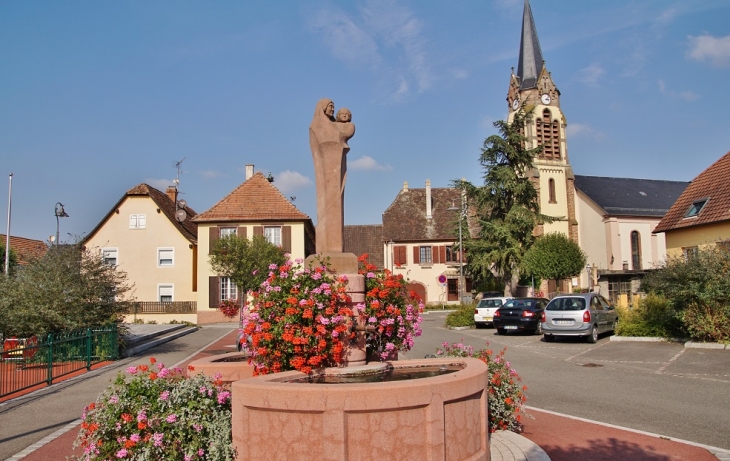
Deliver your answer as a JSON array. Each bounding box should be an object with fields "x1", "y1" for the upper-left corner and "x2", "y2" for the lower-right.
[{"x1": 507, "y1": 0, "x2": 578, "y2": 242}]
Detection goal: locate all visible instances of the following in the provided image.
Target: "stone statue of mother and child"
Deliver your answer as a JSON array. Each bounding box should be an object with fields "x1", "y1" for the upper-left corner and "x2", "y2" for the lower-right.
[{"x1": 309, "y1": 98, "x2": 355, "y2": 255}]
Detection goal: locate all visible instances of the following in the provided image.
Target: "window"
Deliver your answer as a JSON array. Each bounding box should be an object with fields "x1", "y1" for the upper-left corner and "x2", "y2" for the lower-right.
[
  {"x1": 264, "y1": 226, "x2": 281, "y2": 246},
  {"x1": 445, "y1": 246, "x2": 458, "y2": 263},
  {"x1": 548, "y1": 178, "x2": 556, "y2": 203},
  {"x1": 102, "y1": 248, "x2": 118, "y2": 266},
  {"x1": 220, "y1": 277, "x2": 237, "y2": 301},
  {"x1": 536, "y1": 109, "x2": 561, "y2": 160},
  {"x1": 683, "y1": 246, "x2": 698, "y2": 261},
  {"x1": 684, "y1": 198, "x2": 708, "y2": 218},
  {"x1": 158, "y1": 248, "x2": 174, "y2": 267},
  {"x1": 419, "y1": 246, "x2": 432, "y2": 264},
  {"x1": 158, "y1": 285, "x2": 173, "y2": 303},
  {"x1": 220, "y1": 227, "x2": 237, "y2": 238},
  {"x1": 630, "y1": 231, "x2": 642, "y2": 270},
  {"x1": 129, "y1": 214, "x2": 146, "y2": 229}
]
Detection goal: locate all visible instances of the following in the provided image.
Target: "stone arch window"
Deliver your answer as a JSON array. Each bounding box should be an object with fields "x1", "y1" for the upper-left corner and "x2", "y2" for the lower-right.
[
  {"x1": 631, "y1": 231, "x2": 642, "y2": 270},
  {"x1": 535, "y1": 109, "x2": 561, "y2": 160},
  {"x1": 548, "y1": 178, "x2": 557, "y2": 203}
]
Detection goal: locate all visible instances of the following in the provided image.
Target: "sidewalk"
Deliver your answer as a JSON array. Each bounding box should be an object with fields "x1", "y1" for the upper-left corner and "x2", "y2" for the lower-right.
[{"x1": 6, "y1": 326, "x2": 729, "y2": 461}]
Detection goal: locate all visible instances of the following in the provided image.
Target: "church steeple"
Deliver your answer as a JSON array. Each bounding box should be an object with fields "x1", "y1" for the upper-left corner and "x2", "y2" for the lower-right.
[{"x1": 517, "y1": 0, "x2": 544, "y2": 90}]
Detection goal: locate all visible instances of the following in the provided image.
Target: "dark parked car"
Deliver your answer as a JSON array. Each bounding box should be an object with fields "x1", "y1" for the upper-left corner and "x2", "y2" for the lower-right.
[
  {"x1": 493, "y1": 298, "x2": 550, "y2": 335},
  {"x1": 541, "y1": 293, "x2": 619, "y2": 343}
]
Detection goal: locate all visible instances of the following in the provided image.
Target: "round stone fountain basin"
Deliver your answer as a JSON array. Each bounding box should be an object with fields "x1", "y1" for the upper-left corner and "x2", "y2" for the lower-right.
[
  {"x1": 232, "y1": 357, "x2": 489, "y2": 461},
  {"x1": 188, "y1": 352, "x2": 254, "y2": 384}
]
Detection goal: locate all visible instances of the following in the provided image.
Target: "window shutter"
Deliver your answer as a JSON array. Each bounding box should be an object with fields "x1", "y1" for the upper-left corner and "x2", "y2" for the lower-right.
[
  {"x1": 394, "y1": 246, "x2": 406, "y2": 265},
  {"x1": 237, "y1": 227, "x2": 247, "y2": 239},
  {"x1": 440, "y1": 246, "x2": 446, "y2": 263},
  {"x1": 433, "y1": 246, "x2": 441, "y2": 264},
  {"x1": 209, "y1": 276, "x2": 219, "y2": 308},
  {"x1": 209, "y1": 227, "x2": 219, "y2": 255},
  {"x1": 254, "y1": 226, "x2": 264, "y2": 237},
  {"x1": 129, "y1": 215, "x2": 137, "y2": 228},
  {"x1": 413, "y1": 246, "x2": 420, "y2": 264},
  {"x1": 282, "y1": 226, "x2": 292, "y2": 253},
  {"x1": 138, "y1": 214, "x2": 146, "y2": 228}
]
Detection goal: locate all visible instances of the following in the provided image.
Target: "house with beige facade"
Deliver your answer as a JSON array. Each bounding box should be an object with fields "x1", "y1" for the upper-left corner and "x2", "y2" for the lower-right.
[
  {"x1": 192, "y1": 166, "x2": 315, "y2": 324},
  {"x1": 83, "y1": 184, "x2": 198, "y2": 322},
  {"x1": 381, "y1": 180, "x2": 467, "y2": 306},
  {"x1": 654, "y1": 151, "x2": 730, "y2": 256},
  {"x1": 574, "y1": 176, "x2": 687, "y2": 306}
]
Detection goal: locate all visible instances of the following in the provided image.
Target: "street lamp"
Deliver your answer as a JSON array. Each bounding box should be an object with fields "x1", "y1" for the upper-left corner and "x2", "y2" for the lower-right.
[
  {"x1": 55, "y1": 202, "x2": 69, "y2": 246},
  {"x1": 447, "y1": 192, "x2": 466, "y2": 302}
]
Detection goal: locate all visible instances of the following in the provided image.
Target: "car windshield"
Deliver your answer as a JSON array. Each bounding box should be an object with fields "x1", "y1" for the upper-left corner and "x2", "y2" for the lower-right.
[
  {"x1": 477, "y1": 299, "x2": 503, "y2": 308},
  {"x1": 546, "y1": 297, "x2": 586, "y2": 311}
]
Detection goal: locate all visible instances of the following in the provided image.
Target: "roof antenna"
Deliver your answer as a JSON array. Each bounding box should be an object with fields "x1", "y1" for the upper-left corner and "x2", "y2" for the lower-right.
[
  {"x1": 174, "y1": 157, "x2": 187, "y2": 186},
  {"x1": 173, "y1": 158, "x2": 188, "y2": 222}
]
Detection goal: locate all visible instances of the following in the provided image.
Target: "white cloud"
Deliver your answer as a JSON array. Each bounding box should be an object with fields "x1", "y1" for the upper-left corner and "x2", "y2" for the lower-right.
[
  {"x1": 567, "y1": 123, "x2": 606, "y2": 141},
  {"x1": 655, "y1": 7, "x2": 679, "y2": 25},
  {"x1": 658, "y1": 79, "x2": 699, "y2": 102},
  {"x1": 199, "y1": 170, "x2": 224, "y2": 179},
  {"x1": 349, "y1": 155, "x2": 392, "y2": 171},
  {"x1": 305, "y1": 0, "x2": 434, "y2": 100},
  {"x1": 275, "y1": 170, "x2": 313, "y2": 195},
  {"x1": 145, "y1": 178, "x2": 175, "y2": 191},
  {"x1": 576, "y1": 64, "x2": 605, "y2": 86},
  {"x1": 687, "y1": 34, "x2": 730, "y2": 67}
]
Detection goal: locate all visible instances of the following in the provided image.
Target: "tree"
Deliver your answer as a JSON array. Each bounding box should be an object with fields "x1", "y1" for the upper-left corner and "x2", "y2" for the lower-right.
[
  {"x1": 521, "y1": 233, "x2": 586, "y2": 289},
  {"x1": 454, "y1": 108, "x2": 555, "y2": 295},
  {"x1": 209, "y1": 235, "x2": 287, "y2": 301},
  {"x1": 0, "y1": 241, "x2": 19, "y2": 276},
  {"x1": 0, "y1": 243, "x2": 133, "y2": 337}
]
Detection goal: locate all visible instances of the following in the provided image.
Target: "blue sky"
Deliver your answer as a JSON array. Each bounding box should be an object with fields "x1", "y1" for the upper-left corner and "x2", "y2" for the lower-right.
[{"x1": 2, "y1": 0, "x2": 730, "y2": 243}]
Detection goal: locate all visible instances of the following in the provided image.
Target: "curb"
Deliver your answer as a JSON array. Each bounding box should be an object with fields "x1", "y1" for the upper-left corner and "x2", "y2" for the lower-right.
[
  {"x1": 492, "y1": 430, "x2": 551, "y2": 461},
  {"x1": 124, "y1": 326, "x2": 199, "y2": 356},
  {"x1": 610, "y1": 336, "x2": 728, "y2": 349}
]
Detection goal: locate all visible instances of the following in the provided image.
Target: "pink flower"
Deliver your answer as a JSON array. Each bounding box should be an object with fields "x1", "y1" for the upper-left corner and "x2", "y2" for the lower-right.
[
  {"x1": 153, "y1": 432, "x2": 164, "y2": 447},
  {"x1": 166, "y1": 414, "x2": 177, "y2": 423},
  {"x1": 116, "y1": 448, "x2": 128, "y2": 458},
  {"x1": 198, "y1": 448, "x2": 205, "y2": 456},
  {"x1": 137, "y1": 410, "x2": 147, "y2": 422},
  {"x1": 129, "y1": 433, "x2": 140, "y2": 442},
  {"x1": 126, "y1": 366, "x2": 137, "y2": 374},
  {"x1": 217, "y1": 391, "x2": 231, "y2": 404},
  {"x1": 109, "y1": 395, "x2": 119, "y2": 404},
  {"x1": 159, "y1": 390, "x2": 170, "y2": 401}
]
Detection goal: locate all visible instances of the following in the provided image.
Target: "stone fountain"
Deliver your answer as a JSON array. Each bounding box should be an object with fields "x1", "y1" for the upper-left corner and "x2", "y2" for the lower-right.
[{"x1": 191, "y1": 99, "x2": 490, "y2": 460}]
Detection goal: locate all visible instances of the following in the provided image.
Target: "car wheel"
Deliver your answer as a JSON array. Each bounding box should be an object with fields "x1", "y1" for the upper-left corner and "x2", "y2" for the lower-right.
[
  {"x1": 587, "y1": 326, "x2": 598, "y2": 344},
  {"x1": 496, "y1": 327, "x2": 505, "y2": 335},
  {"x1": 534, "y1": 322, "x2": 543, "y2": 335},
  {"x1": 544, "y1": 334, "x2": 554, "y2": 342}
]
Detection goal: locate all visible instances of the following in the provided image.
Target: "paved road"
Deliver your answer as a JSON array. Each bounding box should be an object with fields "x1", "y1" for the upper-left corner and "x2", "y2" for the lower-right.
[
  {"x1": 403, "y1": 310, "x2": 730, "y2": 451},
  {"x1": 0, "y1": 325, "x2": 236, "y2": 461}
]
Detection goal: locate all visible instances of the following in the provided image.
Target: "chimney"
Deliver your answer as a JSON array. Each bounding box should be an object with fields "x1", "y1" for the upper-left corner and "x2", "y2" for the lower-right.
[
  {"x1": 166, "y1": 186, "x2": 177, "y2": 203},
  {"x1": 245, "y1": 164, "x2": 254, "y2": 180},
  {"x1": 425, "y1": 179, "x2": 432, "y2": 219},
  {"x1": 402, "y1": 181, "x2": 409, "y2": 192}
]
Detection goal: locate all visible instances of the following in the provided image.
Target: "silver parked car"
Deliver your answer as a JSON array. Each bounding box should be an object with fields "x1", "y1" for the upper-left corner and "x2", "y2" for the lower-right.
[{"x1": 541, "y1": 293, "x2": 618, "y2": 343}]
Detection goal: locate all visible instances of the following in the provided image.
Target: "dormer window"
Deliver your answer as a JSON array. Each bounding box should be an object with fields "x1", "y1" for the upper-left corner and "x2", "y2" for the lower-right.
[{"x1": 684, "y1": 198, "x2": 709, "y2": 218}]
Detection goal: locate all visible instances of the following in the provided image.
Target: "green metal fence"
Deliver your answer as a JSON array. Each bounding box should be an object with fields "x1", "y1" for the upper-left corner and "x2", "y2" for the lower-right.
[{"x1": 1, "y1": 325, "x2": 119, "y2": 400}]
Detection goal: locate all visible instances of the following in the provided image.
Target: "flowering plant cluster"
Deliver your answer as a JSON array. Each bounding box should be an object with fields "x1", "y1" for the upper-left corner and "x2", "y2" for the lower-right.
[
  {"x1": 218, "y1": 299, "x2": 240, "y2": 319},
  {"x1": 74, "y1": 358, "x2": 234, "y2": 460},
  {"x1": 434, "y1": 342, "x2": 527, "y2": 433},
  {"x1": 241, "y1": 258, "x2": 354, "y2": 375},
  {"x1": 358, "y1": 254, "x2": 423, "y2": 360}
]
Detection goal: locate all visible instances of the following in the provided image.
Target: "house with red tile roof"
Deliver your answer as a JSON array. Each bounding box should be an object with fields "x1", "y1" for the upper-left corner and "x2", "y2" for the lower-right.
[
  {"x1": 192, "y1": 166, "x2": 315, "y2": 324},
  {"x1": 0, "y1": 234, "x2": 47, "y2": 265},
  {"x1": 82, "y1": 183, "x2": 198, "y2": 322},
  {"x1": 653, "y1": 151, "x2": 730, "y2": 257}
]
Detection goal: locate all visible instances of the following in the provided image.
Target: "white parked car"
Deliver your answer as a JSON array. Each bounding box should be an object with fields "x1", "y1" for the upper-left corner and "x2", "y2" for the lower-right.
[{"x1": 474, "y1": 297, "x2": 512, "y2": 328}]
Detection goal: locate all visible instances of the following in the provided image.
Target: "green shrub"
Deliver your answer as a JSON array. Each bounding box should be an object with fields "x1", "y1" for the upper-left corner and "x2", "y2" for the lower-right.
[
  {"x1": 682, "y1": 301, "x2": 730, "y2": 342},
  {"x1": 615, "y1": 294, "x2": 683, "y2": 338},
  {"x1": 445, "y1": 304, "x2": 475, "y2": 328}
]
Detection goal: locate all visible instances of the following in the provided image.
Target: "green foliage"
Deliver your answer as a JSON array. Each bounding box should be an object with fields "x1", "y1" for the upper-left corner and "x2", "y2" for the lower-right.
[
  {"x1": 209, "y1": 234, "x2": 286, "y2": 297},
  {"x1": 0, "y1": 241, "x2": 19, "y2": 275},
  {"x1": 445, "y1": 304, "x2": 476, "y2": 328},
  {"x1": 75, "y1": 358, "x2": 234, "y2": 460},
  {"x1": 434, "y1": 342, "x2": 527, "y2": 432},
  {"x1": 615, "y1": 294, "x2": 683, "y2": 338},
  {"x1": 641, "y1": 247, "x2": 730, "y2": 341},
  {"x1": 454, "y1": 108, "x2": 555, "y2": 293},
  {"x1": 0, "y1": 243, "x2": 133, "y2": 337},
  {"x1": 521, "y1": 233, "x2": 586, "y2": 284}
]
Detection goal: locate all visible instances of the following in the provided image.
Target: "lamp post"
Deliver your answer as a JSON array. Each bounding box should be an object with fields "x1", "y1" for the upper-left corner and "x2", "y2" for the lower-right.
[
  {"x1": 55, "y1": 202, "x2": 69, "y2": 246},
  {"x1": 447, "y1": 192, "x2": 466, "y2": 302}
]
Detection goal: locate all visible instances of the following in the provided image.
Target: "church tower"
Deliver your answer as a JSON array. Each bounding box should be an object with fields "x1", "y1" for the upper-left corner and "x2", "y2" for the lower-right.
[{"x1": 507, "y1": 0, "x2": 578, "y2": 242}]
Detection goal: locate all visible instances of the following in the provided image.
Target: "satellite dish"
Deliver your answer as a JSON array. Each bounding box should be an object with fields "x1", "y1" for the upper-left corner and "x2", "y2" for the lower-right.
[
  {"x1": 175, "y1": 209, "x2": 187, "y2": 222},
  {"x1": 177, "y1": 199, "x2": 187, "y2": 209}
]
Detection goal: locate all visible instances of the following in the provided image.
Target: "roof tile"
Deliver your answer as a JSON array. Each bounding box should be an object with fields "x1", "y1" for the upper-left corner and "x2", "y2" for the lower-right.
[
  {"x1": 0, "y1": 234, "x2": 48, "y2": 264},
  {"x1": 344, "y1": 225, "x2": 384, "y2": 269},
  {"x1": 383, "y1": 187, "x2": 461, "y2": 241}
]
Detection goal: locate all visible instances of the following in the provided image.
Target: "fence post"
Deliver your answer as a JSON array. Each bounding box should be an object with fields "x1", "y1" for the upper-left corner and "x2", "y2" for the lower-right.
[
  {"x1": 86, "y1": 328, "x2": 92, "y2": 370},
  {"x1": 46, "y1": 333, "x2": 54, "y2": 385}
]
